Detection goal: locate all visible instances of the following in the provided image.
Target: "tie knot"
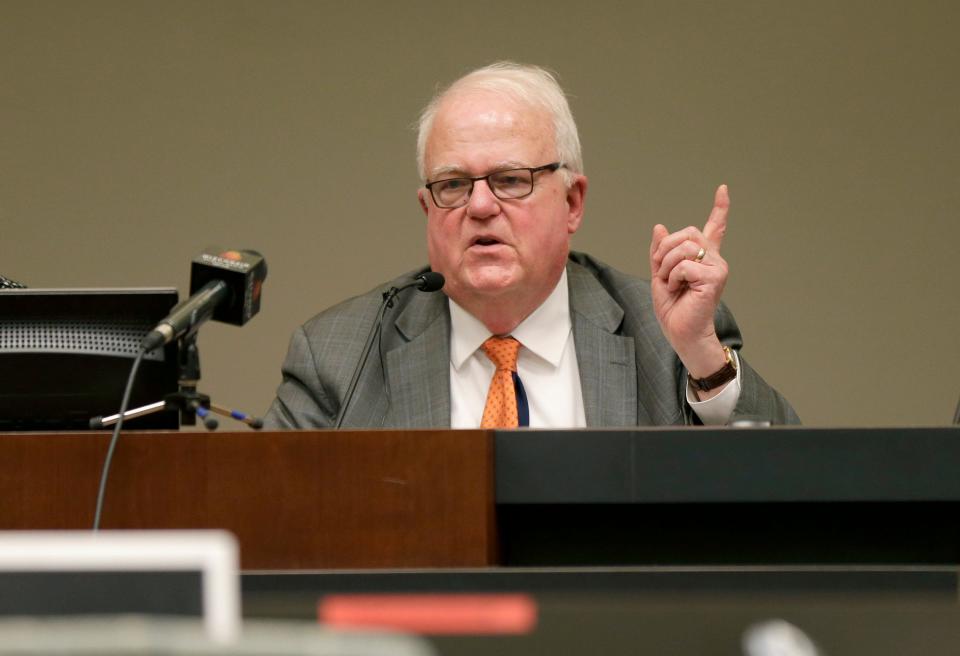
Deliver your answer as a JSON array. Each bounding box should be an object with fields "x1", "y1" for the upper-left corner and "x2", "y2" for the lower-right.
[{"x1": 481, "y1": 336, "x2": 521, "y2": 372}]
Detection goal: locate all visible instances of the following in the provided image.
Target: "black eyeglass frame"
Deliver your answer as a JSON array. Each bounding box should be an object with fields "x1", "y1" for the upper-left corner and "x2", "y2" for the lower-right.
[{"x1": 424, "y1": 162, "x2": 564, "y2": 209}]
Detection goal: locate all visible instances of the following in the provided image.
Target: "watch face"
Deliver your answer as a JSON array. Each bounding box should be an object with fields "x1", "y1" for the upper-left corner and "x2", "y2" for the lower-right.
[{"x1": 727, "y1": 348, "x2": 738, "y2": 371}]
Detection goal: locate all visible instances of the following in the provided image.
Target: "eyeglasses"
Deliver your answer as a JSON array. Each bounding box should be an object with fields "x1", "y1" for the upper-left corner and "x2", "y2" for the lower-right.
[{"x1": 425, "y1": 162, "x2": 563, "y2": 209}]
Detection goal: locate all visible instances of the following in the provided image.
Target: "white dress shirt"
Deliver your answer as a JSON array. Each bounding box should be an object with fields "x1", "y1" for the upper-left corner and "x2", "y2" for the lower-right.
[{"x1": 448, "y1": 269, "x2": 740, "y2": 428}]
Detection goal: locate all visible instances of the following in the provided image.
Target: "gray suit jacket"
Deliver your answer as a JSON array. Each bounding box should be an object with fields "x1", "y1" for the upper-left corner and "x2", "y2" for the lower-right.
[{"x1": 264, "y1": 252, "x2": 799, "y2": 428}]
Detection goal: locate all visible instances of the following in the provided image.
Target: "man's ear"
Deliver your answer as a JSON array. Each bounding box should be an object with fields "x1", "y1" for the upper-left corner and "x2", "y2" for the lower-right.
[
  {"x1": 566, "y1": 174, "x2": 588, "y2": 234},
  {"x1": 417, "y1": 188, "x2": 430, "y2": 215}
]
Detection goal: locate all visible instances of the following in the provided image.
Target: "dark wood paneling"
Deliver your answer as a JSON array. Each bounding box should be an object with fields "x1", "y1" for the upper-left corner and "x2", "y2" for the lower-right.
[{"x1": 0, "y1": 430, "x2": 496, "y2": 569}]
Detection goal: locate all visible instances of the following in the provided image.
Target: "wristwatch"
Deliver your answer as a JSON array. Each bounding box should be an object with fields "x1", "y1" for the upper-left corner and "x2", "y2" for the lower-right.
[{"x1": 688, "y1": 346, "x2": 738, "y2": 392}]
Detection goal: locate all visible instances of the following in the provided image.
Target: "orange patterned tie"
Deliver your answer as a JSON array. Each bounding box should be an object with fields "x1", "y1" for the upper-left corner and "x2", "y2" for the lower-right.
[{"x1": 480, "y1": 336, "x2": 522, "y2": 428}]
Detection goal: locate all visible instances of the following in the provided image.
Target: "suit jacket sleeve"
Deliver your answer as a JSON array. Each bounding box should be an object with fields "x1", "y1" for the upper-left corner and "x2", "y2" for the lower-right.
[
  {"x1": 569, "y1": 251, "x2": 800, "y2": 427},
  {"x1": 263, "y1": 288, "x2": 386, "y2": 429},
  {"x1": 713, "y1": 302, "x2": 801, "y2": 425},
  {"x1": 264, "y1": 323, "x2": 337, "y2": 429}
]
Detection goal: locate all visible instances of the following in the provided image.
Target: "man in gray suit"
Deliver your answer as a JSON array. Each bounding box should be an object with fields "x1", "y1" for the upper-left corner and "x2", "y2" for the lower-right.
[{"x1": 265, "y1": 63, "x2": 798, "y2": 429}]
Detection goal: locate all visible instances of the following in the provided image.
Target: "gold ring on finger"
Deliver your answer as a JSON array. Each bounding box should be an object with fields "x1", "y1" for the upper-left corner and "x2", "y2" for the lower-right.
[{"x1": 694, "y1": 246, "x2": 706, "y2": 263}]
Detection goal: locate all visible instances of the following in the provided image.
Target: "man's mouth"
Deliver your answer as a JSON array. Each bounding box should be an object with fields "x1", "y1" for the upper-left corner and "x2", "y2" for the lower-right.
[{"x1": 470, "y1": 234, "x2": 503, "y2": 247}]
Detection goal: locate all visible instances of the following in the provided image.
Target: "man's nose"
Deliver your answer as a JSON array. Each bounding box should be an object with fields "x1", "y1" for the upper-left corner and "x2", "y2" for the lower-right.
[{"x1": 466, "y1": 179, "x2": 501, "y2": 219}]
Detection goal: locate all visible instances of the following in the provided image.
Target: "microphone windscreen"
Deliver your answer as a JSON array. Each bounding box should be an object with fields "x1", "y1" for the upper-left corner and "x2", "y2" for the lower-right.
[
  {"x1": 189, "y1": 248, "x2": 267, "y2": 326},
  {"x1": 417, "y1": 272, "x2": 445, "y2": 292}
]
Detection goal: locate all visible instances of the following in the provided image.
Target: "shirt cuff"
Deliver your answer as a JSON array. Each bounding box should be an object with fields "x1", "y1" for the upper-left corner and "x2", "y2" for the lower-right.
[{"x1": 686, "y1": 350, "x2": 742, "y2": 426}]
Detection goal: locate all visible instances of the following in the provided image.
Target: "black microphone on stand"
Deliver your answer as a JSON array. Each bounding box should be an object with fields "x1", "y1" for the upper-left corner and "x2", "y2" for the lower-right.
[
  {"x1": 335, "y1": 272, "x2": 445, "y2": 428},
  {"x1": 93, "y1": 248, "x2": 267, "y2": 532},
  {"x1": 142, "y1": 248, "x2": 267, "y2": 351}
]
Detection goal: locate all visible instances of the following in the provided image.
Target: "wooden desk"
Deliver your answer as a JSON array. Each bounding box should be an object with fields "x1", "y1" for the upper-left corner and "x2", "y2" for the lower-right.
[{"x1": 5, "y1": 426, "x2": 960, "y2": 568}]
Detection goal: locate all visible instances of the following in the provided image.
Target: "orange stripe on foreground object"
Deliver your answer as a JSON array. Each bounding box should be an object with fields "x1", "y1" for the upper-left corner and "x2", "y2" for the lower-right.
[{"x1": 318, "y1": 593, "x2": 538, "y2": 635}]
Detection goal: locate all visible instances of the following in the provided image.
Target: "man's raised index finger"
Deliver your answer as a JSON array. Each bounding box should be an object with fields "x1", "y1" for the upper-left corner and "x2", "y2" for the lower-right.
[{"x1": 702, "y1": 184, "x2": 730, "y2": 248}]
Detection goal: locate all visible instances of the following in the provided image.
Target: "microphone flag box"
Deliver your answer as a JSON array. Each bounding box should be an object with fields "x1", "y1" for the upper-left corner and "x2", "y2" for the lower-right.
[{"x1": 190, "y1": 248, "x2": 267, "y2": 326}]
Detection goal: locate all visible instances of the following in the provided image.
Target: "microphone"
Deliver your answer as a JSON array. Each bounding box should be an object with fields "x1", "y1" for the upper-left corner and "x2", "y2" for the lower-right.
[
  {"x1": 335, "y1": 271, "x2": 445, "y2": 428},
  {"x1": 0, "y1": 275, "x2": 26, "y2": 289},
  {"x1": 413, "y1": 271, "x2": 445, "y2": 293},
  {"x1": 141, "y1": 248, "x2": 267, "y2": 351}
]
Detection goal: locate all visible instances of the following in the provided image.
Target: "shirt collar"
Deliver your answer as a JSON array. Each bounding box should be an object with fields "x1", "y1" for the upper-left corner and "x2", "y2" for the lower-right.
[{"x1": 449, "y1": 269, "x2": 571, "y2": 370}]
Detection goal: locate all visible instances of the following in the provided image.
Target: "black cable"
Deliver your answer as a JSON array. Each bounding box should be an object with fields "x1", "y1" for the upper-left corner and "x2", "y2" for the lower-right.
[
  {"x1": 335, "y1": 298, "x2": 392, "y2": 429},
  {"x1": 376, "y1": 307, "x2": 390, "y2": 427},
  {"x1": 92, "y1": 347, "x2": 146, "y2": 531}
]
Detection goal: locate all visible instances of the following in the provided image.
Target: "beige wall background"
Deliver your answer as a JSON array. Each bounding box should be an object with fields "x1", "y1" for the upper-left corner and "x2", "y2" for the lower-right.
[{"x1": 2, "y1": 0, "x2": 957, "y2": 427}]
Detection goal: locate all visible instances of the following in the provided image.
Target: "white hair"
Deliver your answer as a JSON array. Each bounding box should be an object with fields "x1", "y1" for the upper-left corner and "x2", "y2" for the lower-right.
[{"x1": 416, "y1": 62, "x2": 583, "y2": 187}]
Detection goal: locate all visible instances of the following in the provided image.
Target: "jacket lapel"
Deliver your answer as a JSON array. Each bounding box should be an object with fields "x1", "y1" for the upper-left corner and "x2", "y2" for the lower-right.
[
  {"x1": 568, "y1": 261, "x2": 683, "y2": 426},
  {"x1": 568, "y1": 263, "x2": 641, "y2": 426},
  {"x1": 383, "y1": 289, "x2": 452, "y2": 428}
]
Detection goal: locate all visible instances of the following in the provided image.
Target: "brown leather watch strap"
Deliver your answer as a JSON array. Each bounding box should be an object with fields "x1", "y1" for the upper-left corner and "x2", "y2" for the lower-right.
[{"x1": 688, "y1": 346, "x2": 738, "y2": 392}]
